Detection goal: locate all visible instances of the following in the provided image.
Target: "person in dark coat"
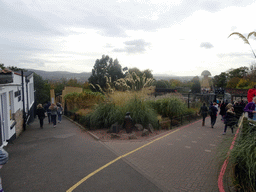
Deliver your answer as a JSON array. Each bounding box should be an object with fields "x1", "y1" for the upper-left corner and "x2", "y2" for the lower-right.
[
  {"x1": 233, "y1": 101, "x2": 243, "y2": 120},
  {"x1": 36, "y1": 104, "x2": 46, "y2": 128},
  {"x1": 223, "y1": 103, "x2": 237, "y2": 134},
  {"x1": 244, "y1": 96, "x2": 256, "y2": 119},
  {"x1": 199, "y1": 103, "x2": 208, "y2": 126},
  {"x1": 219, "y1": 101, "x2": 226, "y2": 121},
  {"x1": 209, "y1": 102, "x2": 218, "y2": 128}
]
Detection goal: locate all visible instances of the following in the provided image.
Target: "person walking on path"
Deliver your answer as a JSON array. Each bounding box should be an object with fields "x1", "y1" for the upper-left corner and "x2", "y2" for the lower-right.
[
  {"x1": 219, "y1": 101, "x2": 226, "y2": 121},
  {"x1": 44, "y1": 102, "x2": 51, "y2": 124},
  {"x1": 49, "y1": 103, "x2": 57, "y2": 128},
  {"x1": 57, "y1": 103, "x2": 63, "y2": 123},
  {"x1": 209, "y1": 102, "x2": 218, "y2": 128},
  {"x1": 244, "y1": 96, "x2": 256, "y2": 120},
  {"x1": 36, "y1": 104, "x2": 46, "y2": 128},
  {"x1": 223, "y1": 103, "x2": 237, "y2": 134},
  {"x1": 199, "y1": 103, "x2": 208, "y2": 126}
]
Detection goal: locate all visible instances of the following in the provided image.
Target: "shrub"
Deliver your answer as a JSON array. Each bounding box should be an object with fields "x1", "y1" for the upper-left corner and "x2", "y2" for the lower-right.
[
  {"x1": 88, "y1": 102, "x2": 124, "y2": 129},
  {"x1": 148, "y1": 97, "x2": 187, "y2": 118},
  {"x1": 124, "y1": 96, "x2": 159, "y2": 129},
  {"x1": 64, "y1": 91, "x2": 104, "y2": 110}
]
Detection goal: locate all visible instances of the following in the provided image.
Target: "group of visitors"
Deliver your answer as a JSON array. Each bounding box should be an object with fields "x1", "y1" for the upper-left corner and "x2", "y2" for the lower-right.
[
  {"x1": 36, "y1": 102, "x2": 63, "y2": 128},
  {"x1": 199, "y1": 98, "x2": 252, "y2": 135}
]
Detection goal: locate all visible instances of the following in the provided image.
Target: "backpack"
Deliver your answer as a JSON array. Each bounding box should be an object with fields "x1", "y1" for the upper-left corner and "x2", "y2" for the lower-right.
[{"x1": 208, "y1": 108, "x2": 213, "y2": 116}]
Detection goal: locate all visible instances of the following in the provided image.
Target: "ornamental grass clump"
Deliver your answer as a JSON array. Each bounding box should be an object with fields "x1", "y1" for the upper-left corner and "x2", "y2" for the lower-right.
[
  {"x1": 148, "y1": 97, "x2": 187, "y2": 119},
  {"x1": 64, "y1": 91, "x2": 104, "y2": 110},
  {"x1": 124, "y1": 96, "x2": 159, "y2": 129},
  {"x1": 230, "y1": 119, "x2": 256, "y2": 192},
  {"x1": 88, "y1": 102, "x2": 124, "y2": 129}
]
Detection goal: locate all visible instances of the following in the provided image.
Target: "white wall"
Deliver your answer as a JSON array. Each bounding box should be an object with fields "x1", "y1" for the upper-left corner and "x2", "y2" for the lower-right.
[{"x1": 0, "y1": 72, "x2": 34, "y2": 147}]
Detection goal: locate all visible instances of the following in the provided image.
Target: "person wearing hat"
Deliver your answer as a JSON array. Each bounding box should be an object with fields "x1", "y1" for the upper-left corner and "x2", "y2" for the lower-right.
[{"x1": 223, "y1": 103, "x2": 237, "y2": 134}]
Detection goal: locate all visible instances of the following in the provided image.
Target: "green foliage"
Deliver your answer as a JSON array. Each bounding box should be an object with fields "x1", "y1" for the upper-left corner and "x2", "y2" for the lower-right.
[
  {"x1": 88, "y1": 103, "x2": 124, "y2": 129},
  {"x1": 236, "y1": 78, "x2": 251, "y2": 89},
  {"x1": 88, "y1": 55, "x2": 124, "y2": 91},
  {"x1": 213, "y1": 72, "x2": 227, "y2": 88},
  {"x1": 169, "y1": 79, "x2": 183, "y2": 88},
  {"x1": 231, "y1": 119, "x2": 256, "y2": 191},
  {"x1": 191, "y1": 76, "x2": 201, "y2": 93},
  {"x1": 148, "y1": 97, "x2": 187, "y2": 118},
  {"x1": 87, "y1": 96, "x2": 159, "y2": 129},
  {"x1": 228, "y1": 67, "x2": 249, "y2": 79},
  {"x1": 226, "y1": 77, "x2": 241, "y2": 88},
  {"x1": 124, "y1": 96, "x2": 159, "y2": 128},
  {"x1": 64, "y1": 91, "x2": 104, "y2": 109},
  {"x1": 154, "y1": 80, "x2": 170, "y2": 89},
  {"x1": 34, "y1": 73, "x2": 50, "y2": 104}
]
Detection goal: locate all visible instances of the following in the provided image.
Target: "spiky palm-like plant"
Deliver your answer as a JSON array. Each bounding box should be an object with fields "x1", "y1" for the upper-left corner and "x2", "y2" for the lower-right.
[{"x1": 228, "y1": 32, "x2": 256, "y2": 58}]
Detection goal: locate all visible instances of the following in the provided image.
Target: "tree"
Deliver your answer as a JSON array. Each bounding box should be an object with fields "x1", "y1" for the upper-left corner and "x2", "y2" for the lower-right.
[
  {"x1": 213, "y1": 72, "x2": 227, "y2": 88},
  {"x1": 155, "y1": 80, "x2": 170, "y2": 89},
  {"x1": 236, "y1": 78, "x2": 251, "y2": 89},
  {"x1": 191, "y1": 76, "x2": 201, "y2": 93},
  {"x1": 107, "y1": 58, "x2": 125, "y2": 82},
  {"x1": 226, "y1": 77, "x2": 241, "y2": 88},
  {"x1": 89, "y1": 55, "x2": 124, "y2": 91},
  {"x1": 34, "y1": 73, "x2": 51, "y2": 104},
  {"x1": 125, "y1": 68, "x2": 154, "y2": 90},
  {"x1": 228, "y1": 67, "x2": 248, "y2": 79},
  {"x1": 169, "y1": 79, "x2": 182, "y2": 88}
]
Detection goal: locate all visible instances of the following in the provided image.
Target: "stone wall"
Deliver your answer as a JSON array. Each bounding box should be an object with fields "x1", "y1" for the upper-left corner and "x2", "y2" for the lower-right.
[{"x1": 14, "y1": 109, "x2": 23, "y2": 137}]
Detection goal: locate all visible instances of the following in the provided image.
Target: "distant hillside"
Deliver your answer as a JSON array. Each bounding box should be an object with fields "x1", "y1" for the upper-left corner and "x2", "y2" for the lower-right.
[
  {"x1": 27, "y1": 69, "x2": 91, "y2": 82},
  {"x1": 153, "y1": 74, "x2": 195, "y2": 82},
  {"x1": 26, "y1": 69, "x2": 196, "y2": 82}
]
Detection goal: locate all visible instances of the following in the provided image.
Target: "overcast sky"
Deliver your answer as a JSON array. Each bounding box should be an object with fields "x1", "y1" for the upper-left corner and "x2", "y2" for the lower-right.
[{"x1": 1, "y1": 0, "x2": 256, "y2": 76}]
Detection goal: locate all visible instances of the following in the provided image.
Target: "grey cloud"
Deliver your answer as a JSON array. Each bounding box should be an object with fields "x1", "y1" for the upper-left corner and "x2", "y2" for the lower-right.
[
  {"x1": 200, "y1": 42, "x2": 214, "y2": 49},
  {"x1": 0, "y1": 1, "x2": 63, "y2": 36},
  {"x1": 19, "y1": 59, "x2": 47, "y2": 68},
  {"x1": 113, "y1": 39, "x2": 151, "y2": 54}
]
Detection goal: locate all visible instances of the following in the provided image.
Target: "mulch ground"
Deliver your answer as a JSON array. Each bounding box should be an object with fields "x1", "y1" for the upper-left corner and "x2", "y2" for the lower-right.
[{"x1": 89, "y1": 128, "x2": 170, "y2": 141}]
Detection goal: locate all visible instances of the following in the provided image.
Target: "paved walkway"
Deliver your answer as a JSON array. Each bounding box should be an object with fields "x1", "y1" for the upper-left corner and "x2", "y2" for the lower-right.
[
  {"x1": 102, "y1": 116, "x2": 233, "y2": 192},
  {"x1": 1, "y1": 114, "x2": 234, "y2": 192}
]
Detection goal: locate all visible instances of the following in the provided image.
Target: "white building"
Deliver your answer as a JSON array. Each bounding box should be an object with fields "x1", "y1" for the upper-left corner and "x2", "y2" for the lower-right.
[{"x1": 0, "y1": 69, "x2": 34, "y2": 147}]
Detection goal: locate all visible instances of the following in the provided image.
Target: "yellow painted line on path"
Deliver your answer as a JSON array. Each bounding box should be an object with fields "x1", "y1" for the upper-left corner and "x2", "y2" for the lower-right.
[{"x1": 66, "y1": 128, "x2": 180, "y2": 192}]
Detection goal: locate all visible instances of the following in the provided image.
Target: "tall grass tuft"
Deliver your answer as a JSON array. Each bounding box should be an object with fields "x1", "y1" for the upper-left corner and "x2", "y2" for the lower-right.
[
  {"x1": 147, "y1": 97, "x2": 187, "y2": 119},
  {"x1": 230, "y1": 118, "x2": 256, "y2": 191},
  {"x1": 124, "y1": 96, "x2": 159, "y2": 128},
  {"x1": 88, "y1": 103, "x2": 125, "y2": 129}
]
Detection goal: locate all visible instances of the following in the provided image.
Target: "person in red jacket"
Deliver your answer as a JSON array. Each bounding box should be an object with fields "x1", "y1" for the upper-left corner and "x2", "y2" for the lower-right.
[{"x1": 247, "y1": 85, "x2": 256, "y2": 102}]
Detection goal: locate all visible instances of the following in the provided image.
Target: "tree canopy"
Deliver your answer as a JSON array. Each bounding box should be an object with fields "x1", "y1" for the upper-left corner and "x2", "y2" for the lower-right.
[
  {"x1": 88, "y1": 55, "x2": 125, "y2": 91},
  {"x1": 191, "y1": 76, "x2": 201, "y2": 93}
]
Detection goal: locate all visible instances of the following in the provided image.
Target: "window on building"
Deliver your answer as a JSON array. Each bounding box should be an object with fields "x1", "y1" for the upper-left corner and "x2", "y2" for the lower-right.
[
  {"x1": 9, "y1": 91, "x2": 14, "y2": 120},
  {"x1": 29, "y1": 83, "x2": 34, "y2": 106}
]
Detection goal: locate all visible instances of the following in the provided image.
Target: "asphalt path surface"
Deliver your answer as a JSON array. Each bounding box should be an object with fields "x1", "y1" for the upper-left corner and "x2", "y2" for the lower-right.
[{"x1": 1, "y1": 117, "x2": 162, "y2": 192}]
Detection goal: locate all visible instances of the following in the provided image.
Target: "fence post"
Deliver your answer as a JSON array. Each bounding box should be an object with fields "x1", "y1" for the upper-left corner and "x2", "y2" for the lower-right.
[
  {"x1": 170, "y1": 117, "x2": 172, "y2": 129},
  {"x1": 181, "y1": 115, "x2": 183, "y2": 125}
]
